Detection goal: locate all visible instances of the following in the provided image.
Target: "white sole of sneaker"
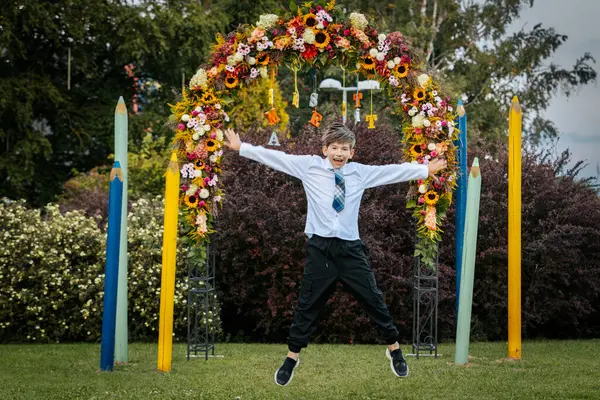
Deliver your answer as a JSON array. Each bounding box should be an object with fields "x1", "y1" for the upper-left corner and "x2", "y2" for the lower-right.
[
  {"x1": 386, "y1": 348, "x2": 409, "y2": 378},
  {"x1": 274, "y1": 358, "x2": 300, "y2": 387}
]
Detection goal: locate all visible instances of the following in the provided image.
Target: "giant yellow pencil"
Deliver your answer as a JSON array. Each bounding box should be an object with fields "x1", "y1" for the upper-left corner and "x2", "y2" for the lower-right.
[
  {"x1": 508, "y1": 96, "x2": 522, "y2": 360},
  {"x1": 158, "y1": 152, "x2": 180, "y2": 372}
]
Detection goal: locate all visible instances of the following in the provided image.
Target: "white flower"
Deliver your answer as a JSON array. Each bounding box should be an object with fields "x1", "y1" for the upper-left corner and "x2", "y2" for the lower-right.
[
  {"x1": 376, "y1": 53, "x2": 385, "y2": 62},
  {"x1": 215, "y1": 129, "x2": 224, "y2": 141},
  {"x1": 408, "y1": 107, "x2": 417, "y2": 117},
  {"x1": 226, "y1": 55, "x2": 235, "y2": 65},
  {"x1": 417, "y1": 73, "x2": 430, "y2": 88},
  {"x1": 194, "y1": 106, "x2": 203, "y2": 113},
  {"x1": 199, "y1": 189, "x2": 210, "y2": 199},
  {"x1": 369, "y1": 48, "x2": 379, "y2": 57},
  {"x1": 303, "y1": 28, "x2": 315, "y2": 44},
  {"x1": 233, "y1": 53, "x2": 243, "y2": 63},
  {"x1": 209, "y1": 155, "x2": 218, "y2": 163},
  {"x1": 423, "y1": 119, "x2": 431, "y2": 127},
  {"x1": 203, "y1": 124, "x2": 211, "y2": 132},
  {"x1": 412, "y1": 115, "x2": 425, "y2": 127},
  {"x1": 259, "y1": 66, "x2": 268, "y2": 78},
  {"x1": 192, "y1": 133, "x2": 200, "y2": 141},
  {"x1": 387, "y1": 60, "x2": 396, "y2": 69},
  {"x1": 247, "y1": 56, "x2": 256, "y2": 65},
  {"x1": 189, "y1": 68, "x2": 208, "y2": 90},
  {"x1": 349, "y1": 12, "x2": 368, "y2": 30},
  {"x1": 316, "y1": 22, "x2": 324, "y2": 30},
  {"x1": 432, "y1": 90, "x2": 438, "y2": 96},
  {"x1": 194, "y1": 170, "x2": 203, "y2": 178},
  {"x1": 418, "y1": 184, "x2": 427, "y2": 194},
  {"x1": 394, "y1": 56, "x2": 401, "y2": 64},
  {"x1": 181, "y1": 114, "x2": 190, "y2": 122},
  {"x1": 428, "y1": 143, "x2": 436, "y2": 151},
  {"x1": 256, "y1": 14, "x2": 279, "y2": 29},
  {"x1": 378, "y1": 33, "x2": 386, "y2": 42}
]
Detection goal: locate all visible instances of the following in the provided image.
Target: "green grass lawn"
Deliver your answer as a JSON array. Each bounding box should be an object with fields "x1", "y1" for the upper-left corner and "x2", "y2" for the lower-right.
[{"x1": 1, "y1": 340, "x2": 599, "y2": 399}]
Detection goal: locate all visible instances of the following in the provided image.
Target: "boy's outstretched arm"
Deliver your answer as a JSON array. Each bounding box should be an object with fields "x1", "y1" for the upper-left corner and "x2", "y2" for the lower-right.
[
  {"x1": 360, "y1": 158, "x2": 448, "y2": 189},
  {"x1": 223, "y1": 128, "x2": 314, "y2": 180}
]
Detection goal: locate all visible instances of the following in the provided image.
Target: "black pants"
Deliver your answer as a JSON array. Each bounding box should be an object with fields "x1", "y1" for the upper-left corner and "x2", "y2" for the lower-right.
[{"x1": 287, "y1": 235, "x2": 399, "y2": 353}]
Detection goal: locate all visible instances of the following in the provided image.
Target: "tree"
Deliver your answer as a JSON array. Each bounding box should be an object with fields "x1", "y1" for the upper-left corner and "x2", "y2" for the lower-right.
[{"x1": 0, "y1": 0, "x2": 229, "y2": 205}]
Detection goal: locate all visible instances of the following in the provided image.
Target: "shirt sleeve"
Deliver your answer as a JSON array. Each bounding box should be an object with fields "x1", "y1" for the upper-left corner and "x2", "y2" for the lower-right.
[
  {"x1": 358, "y1": 162, "x2": 429, "y2": 189},
  {"x1": 239, "y1": 142, "x2": 314, "y2": 180}
]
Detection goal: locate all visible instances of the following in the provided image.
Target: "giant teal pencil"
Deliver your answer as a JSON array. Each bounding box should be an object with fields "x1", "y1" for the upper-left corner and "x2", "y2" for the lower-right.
[{"x1": 455, "y1": 158, "x2": 481, "y2": 365}]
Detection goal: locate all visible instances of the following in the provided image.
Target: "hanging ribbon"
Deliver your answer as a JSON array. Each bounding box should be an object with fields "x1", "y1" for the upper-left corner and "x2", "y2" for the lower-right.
[
  {"x1": 268, "y1": 69, "x2": 275, "y2": 106},
  {"x1": 292, "y1": 66, "x2": 300, "y2": 108},
  {"x1": 309, "y1": 68, "x2": 318, "y2": 108},
  {"x1": 341, "y1": 66, "x2": 347, "y2": 120}
]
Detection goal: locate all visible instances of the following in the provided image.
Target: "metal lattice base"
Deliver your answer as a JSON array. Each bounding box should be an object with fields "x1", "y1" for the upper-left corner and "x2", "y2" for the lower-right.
[
  {"x1": 187, "y1": 242, "x2": 217, "y2": 361},
  {"x1": 409, "y1": 244, "x2": 439, "y2": 359}
]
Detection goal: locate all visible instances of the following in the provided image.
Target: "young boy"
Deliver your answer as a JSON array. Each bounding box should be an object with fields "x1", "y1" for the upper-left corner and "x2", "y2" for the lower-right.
[{"x1": 223, "y1": 122, "x2": 447, "y2": 385}]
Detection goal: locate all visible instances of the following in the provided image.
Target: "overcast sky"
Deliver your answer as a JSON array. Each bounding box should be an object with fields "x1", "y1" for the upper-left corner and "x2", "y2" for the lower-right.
[{"x1": 514, "y1": 0, "x2": 600, "y2": 179}]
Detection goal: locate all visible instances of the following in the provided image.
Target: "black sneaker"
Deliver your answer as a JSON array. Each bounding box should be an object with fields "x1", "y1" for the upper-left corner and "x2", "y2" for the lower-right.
[
  {"x1": 386, "y1": 348, "x2": 409, "y2": 378},
  {"x1": 274, "y1": 357, "x2": 300, "y2": 386}
]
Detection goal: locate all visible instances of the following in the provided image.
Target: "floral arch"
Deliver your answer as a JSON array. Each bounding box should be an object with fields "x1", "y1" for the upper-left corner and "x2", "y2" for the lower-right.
[{"x1": 169, "y1": 1, "x2": 458, "y2": 269}]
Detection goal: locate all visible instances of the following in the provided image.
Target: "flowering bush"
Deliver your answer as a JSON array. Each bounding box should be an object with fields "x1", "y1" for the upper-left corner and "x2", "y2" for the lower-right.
[{"x1": 0, "y1": 196, "x2": 221, "y2": 343}]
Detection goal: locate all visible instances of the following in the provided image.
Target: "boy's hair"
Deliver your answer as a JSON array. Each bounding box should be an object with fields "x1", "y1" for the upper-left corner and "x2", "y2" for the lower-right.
[{"x1": 321, "y1": 121, "x2": 356, "y2": 148}]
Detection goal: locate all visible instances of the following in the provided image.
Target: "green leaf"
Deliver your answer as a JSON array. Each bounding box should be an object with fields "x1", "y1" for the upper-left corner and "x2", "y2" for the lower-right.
[
  {"x1": 289, "y1": 0, "x2": 298, "y2": 12},
  {"x1": 406, "y1": 199, "x2": 417, "y2": 209}
]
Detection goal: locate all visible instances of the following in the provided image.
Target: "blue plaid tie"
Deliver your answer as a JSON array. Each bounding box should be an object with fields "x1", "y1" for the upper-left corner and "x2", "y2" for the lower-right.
[{"x1": 332, "y1": 170, "x2": 345, "y2": 213}]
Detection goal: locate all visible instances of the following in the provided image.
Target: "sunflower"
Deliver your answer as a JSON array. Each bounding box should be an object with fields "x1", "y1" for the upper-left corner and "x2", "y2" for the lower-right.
[
  {"x1": 205, "y1": 138, "x2": 218, "y2": 152},
  {"x1": 184, "y1": 195, "x2": 199, "y2": 208},
  {"x1": 395, "y1": 63, "x2": 409, "y2": 78},
  {"x1": 194, "y1": 159, "x2": 205, "y2": 170},
  {"x1": 424, "y1": 190, "x2": 440, "y2": 206},
  {"x1": 256, "y1": 52, "x2": 270, "y2": 65},
  {"x1": 201, "y1": 91, "x2": 218, "y2": 104},
  {"x1": 314, "y1": 30, "x2": 331, "y2": 49},
  {"x1": 361, "y1": 56, "x2": 376, "y2": 70},
  {"x1": 410, "y1": 143, "x2": 424, "y2": 158},
  {"x1": 303, "y1": 13, "x2": 318, "y2": 28},
  {"x1": 224, "y1": 75, "x2": 238, "y2": 89},
  {"x1": 413, "y1": 88, "x2": 426, "y2": 102}
]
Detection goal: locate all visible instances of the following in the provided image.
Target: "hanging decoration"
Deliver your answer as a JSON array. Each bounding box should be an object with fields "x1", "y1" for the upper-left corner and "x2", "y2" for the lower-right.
[
  {"x1": 168, "y1": 1, "x2": 459, "y2": 269},
  {"x1": 265, "y1": 69, "x2": 280, "y2": 125},
  {"x1": 292, "y1": 67, "x2": 300, "y2": 108},
  {"x1": 268, "y1": 131, "x2": 281, "y2": 146},
  {"x1": 366, "y1": 88, "x2": 377, "y2": 129}
]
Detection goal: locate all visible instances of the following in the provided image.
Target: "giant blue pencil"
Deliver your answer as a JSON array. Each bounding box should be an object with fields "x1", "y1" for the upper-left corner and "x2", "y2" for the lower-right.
[
  {"x1": 100, "y1": 162, "x2": 124, "y2": 371},
  {"x1": 455, "y1": 100, "x2": 468, "y2": 316}
]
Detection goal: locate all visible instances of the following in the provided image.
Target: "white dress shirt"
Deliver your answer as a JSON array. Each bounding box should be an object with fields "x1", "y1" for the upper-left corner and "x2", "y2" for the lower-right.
[{"x1": 239, "y1": 142, "x2": 429, "y2": 240}]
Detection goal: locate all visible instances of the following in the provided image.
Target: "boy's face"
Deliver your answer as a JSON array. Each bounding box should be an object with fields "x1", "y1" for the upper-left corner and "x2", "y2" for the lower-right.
[{"x1": 322, "y1": 141, "x2": 355, "y2": 169}]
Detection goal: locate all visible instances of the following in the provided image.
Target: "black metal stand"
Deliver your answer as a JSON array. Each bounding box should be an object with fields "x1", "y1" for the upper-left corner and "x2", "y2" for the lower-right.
[
  {"x1": 410, "y1": 244, "x2": 439, "y2": 358},
  {"x1": 187, "y1": 241, "x2": 217, "y2": 360}
]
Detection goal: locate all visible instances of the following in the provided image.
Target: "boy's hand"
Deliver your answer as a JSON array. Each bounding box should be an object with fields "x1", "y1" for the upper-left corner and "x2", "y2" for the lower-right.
[
  {"x1": 428, "y1": 158, "x2": 447, "y2": 183},
  {"x1": 224, "y1": 128, "x2": 242, "y2": 152}
]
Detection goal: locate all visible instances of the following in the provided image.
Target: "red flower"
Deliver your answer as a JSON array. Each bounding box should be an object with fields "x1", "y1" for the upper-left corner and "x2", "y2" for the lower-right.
[
  {"x1": 343, "y1": 29, "x2": 350, "y2": 36},
  {"x1": 301, "y1": 44, "x2": 318, "y2": 60}
]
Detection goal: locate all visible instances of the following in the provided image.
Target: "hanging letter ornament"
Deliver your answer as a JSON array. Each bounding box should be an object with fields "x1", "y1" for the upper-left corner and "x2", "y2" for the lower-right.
[
  {"x1": 265, "y1": 108, "x2": 280, "y2": 125},
  {"x1": 310, "y1": 109, "x2": 323, "y2": 127},
  {"x1": 366, "y1": 114, "x2": 378, "y2": 129}
]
